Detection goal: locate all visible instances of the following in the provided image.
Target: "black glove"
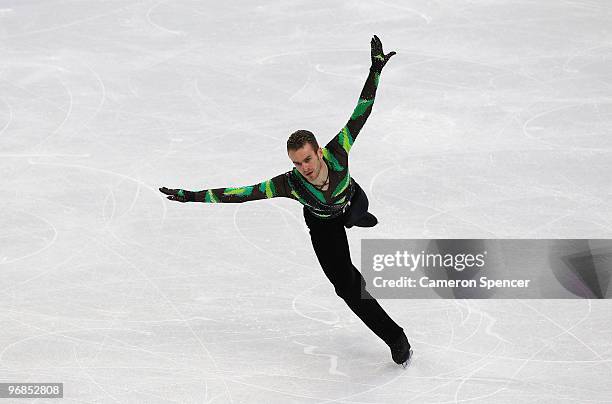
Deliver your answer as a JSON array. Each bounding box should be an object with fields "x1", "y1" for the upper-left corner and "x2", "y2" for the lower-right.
[
  {"x1": 159, "y1": 187, "x2": 194, "y2": 202},
  {"x1": 370, "y1": 35, "x2": 396, "y2": 72}
]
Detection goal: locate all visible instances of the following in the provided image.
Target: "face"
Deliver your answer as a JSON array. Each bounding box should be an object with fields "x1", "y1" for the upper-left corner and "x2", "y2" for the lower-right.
[{"x1": 288, "y1": 143, "x2": 323, "y2": 180}]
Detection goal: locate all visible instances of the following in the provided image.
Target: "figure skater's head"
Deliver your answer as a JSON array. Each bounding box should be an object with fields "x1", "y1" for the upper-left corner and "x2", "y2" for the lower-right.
[{"x1": 287, "y1": 129, "x2": 323, "y2": 180}]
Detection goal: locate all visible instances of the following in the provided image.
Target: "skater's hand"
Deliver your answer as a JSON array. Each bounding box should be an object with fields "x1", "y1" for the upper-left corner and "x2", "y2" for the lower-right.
[
  {"x1": 370, "y1": 35, "x2": 396, "y2": 72},
  {"x1": 159, "y1": 187, "x2": 193, "y2": 203}
]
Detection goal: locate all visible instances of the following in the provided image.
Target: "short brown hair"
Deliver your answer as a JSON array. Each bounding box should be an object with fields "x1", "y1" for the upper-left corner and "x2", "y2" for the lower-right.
[{"x1": 287, "y1": 130, "x2": 319, "y2": 153}]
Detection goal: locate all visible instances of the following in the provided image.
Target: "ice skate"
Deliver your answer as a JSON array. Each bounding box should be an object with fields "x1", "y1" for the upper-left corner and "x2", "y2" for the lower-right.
[
  {"x1": 354, "y1": 212, "x2": 378, "y2": 228},
  {"x1": 389, "y1": 332, "x2": 412, "y2": 368},
  {"x1": 400, "y1": 348, "x2": 413, "y2": 368}
]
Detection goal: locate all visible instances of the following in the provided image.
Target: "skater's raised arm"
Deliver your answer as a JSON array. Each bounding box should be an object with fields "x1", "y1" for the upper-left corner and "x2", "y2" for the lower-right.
[
  {"x1": 159, "y1": 173, "x2": 292, "y2": 203},
  {"x1": 329, "y1": 35, "x2": 396, "y2": 155}
]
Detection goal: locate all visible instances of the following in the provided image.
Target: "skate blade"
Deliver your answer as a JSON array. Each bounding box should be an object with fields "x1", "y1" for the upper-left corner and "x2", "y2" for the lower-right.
[{"x1": 401, "y1": 349, "x2": 413, "y2": 369}]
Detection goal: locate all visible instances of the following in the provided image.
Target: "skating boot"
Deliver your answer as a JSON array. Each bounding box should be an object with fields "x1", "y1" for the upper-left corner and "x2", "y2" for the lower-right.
[
  {"x1": 353, "y1": 212, "x2": 378, "y2": 228},
  {"x1": 389, "y1": 332, "x2": 413, "y2": 368}
]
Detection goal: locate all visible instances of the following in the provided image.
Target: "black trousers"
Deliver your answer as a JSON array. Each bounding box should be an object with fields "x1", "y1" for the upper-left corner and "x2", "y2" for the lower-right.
[{"x1": 303, "y1": 205, "x2": 404, "y2": 346}]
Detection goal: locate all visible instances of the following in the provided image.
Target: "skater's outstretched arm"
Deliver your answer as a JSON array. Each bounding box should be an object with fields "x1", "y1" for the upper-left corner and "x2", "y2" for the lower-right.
[
  {"x1": 159, "y1": 173, "x2": 292, "y2": 203},
  {"x1": 329, "y1": 35, "x2": 396, "y2": 155}
]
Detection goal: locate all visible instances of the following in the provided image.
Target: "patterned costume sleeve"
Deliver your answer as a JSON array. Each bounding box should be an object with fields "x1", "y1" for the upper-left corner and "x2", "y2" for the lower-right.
[
  {"x1": 187, "y1": 173, "x2": 293, "y2": 203},
  {"x1": 327, "y1": 67, "x2": 381, "y2": 155}
]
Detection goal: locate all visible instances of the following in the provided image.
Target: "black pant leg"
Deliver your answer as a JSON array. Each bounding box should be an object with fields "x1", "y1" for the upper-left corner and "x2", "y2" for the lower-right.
[{"x1": 303, "y1": 207, "x2": 404, "y2": 346}]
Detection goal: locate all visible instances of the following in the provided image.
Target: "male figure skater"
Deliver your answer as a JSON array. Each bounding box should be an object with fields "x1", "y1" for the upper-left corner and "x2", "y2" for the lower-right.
[{"x1": 160, "y1": 35, "x2": 412, "y2": 367}]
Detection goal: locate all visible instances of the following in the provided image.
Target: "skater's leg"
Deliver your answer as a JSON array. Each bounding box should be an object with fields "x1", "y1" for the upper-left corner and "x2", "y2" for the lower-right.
[{"x1": 303, "y1": 208, "x2": 404, "y2": 346}]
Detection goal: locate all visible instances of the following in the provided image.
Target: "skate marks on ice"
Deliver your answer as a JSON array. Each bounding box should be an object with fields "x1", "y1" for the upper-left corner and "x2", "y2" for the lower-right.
[
  {"x1": 0, "y1": 96, "x2": 13, "y2": 138},
  {"x1": 0, "y1": 209, "x2": 58, "y2": 266},
  {"x1": 291, "y1": 282, "x2": 341, "y2": 326},
  {"x1": 145, "y1": 0, "x2": 185, "y2": 36},
  {"x1": 407, "y1": 299, "x2": 612, "y2": 403},
  {"x1": 0, "y1": 2, "x2": 134, "y2": 40},
  {"x1": 293, "y1": 341, "x2": 348, "y2": 377},
  {"x1": 522, "y1": 102, "x2": 612, "y2": 152}
]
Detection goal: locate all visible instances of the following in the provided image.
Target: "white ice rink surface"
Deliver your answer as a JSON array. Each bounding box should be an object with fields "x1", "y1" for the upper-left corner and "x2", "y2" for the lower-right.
[{"x1": 2, "y1": 0, "x2": 612, "y2": 402}]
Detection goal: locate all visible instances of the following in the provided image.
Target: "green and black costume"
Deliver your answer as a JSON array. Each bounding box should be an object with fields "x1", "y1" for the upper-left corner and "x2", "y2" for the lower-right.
[{"x1": 161, "y1": 36, "x2": 411, "y2": 362}]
